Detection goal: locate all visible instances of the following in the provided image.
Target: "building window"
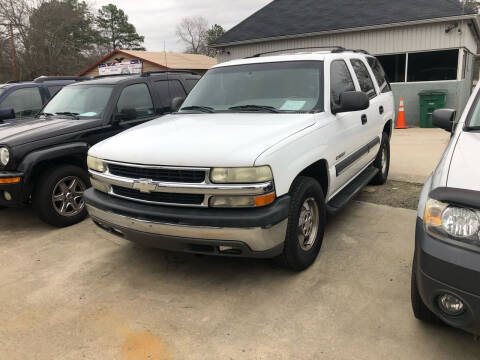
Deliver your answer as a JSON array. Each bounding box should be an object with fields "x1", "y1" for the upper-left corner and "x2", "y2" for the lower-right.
[
  {"x1": 377, "y1": 54, "x2": 406, "y2": 83},
  {"x1": 407, "y1": 50, "x2": 458, "y2": 82}
]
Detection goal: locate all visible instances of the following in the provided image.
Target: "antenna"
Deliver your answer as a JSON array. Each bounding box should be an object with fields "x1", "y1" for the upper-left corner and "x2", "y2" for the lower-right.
[{"x1": 164, "y1": 41, "x2": 173, "y2": 113}]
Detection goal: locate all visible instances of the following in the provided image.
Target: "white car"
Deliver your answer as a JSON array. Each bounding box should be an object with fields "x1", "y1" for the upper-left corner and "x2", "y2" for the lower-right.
[{"x1": 83, "y1": 48, "x2": 395, "y2": 271}]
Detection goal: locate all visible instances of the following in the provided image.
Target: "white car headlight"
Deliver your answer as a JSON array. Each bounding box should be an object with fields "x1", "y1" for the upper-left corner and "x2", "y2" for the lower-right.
[
  {"x1": 0, "y1": 147, "x2": 9, "y2": 166},
  {"x1": 87, "y1": 156, "x2": 106, "y2": 173},
  {"x1": 424, "y1": 198, "x2": 480, "y2": 245},
  {"x1": 210, "y1": 166, "x2": 273, "y2": 183}
]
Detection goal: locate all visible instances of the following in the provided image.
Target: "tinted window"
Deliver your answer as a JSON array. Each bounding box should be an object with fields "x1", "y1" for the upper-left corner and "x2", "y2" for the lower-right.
[
  {"x1": 367, "y1": 57, "x2": 391, "y2": 93},
  {"x1": 115, "y1": 83, "x2": 154, "y2": 121},
  {"x1": 47, "y1": 86, "x2": 63, "y2": 97},
  {"x1": 185, "y1": 79, "x2": 199, "y2": 92},
  {"x1": 350, "y1": 59, "x2": 377, "y2": 99},
  {"x1": 153, "y1": 80, "x2": 187, "y2": 110},
  {"x1": 0, "y1": 87, "x2": 43, "y2": 117},
  {"x1": 330, "y1": 60, "x2": 356, "y2": 106}
]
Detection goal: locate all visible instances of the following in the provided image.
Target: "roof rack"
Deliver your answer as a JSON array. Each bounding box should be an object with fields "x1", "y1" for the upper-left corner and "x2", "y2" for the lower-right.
[
  {"x1": 33, "y1": 76, "x2": 90, "y2": 83},
  {"x1": 141, "y1": 70, "x2": 199, "y2": 77},
  {"x1": 93, "y1": 73, "x2": 139, "y2": 79},
  {"x1": 246, "y1": 46, "x2": 370, "y2": 58}
]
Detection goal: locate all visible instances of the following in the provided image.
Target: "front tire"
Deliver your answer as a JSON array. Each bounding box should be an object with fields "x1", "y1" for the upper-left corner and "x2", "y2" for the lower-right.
[
  {"x1": 33, "y1": 165, "x2": 90, "y2": 227},
  {"x1": 277, "y1": 176, "x2": 326, "y2": 271},
  {"x1": 370, "y1": 132, "x2": 390, "y2": 185}
]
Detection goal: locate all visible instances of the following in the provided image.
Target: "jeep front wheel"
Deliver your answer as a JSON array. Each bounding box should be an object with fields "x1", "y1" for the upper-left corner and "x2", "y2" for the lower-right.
[
  {"x1": 33, "y1": 165, "x2": 90, "y2": 227},
  {"x1": 277, "y1": 176, "x2": 326, "y2": 271}
]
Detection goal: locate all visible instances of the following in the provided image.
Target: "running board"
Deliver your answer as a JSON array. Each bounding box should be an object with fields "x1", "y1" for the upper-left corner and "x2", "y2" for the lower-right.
[{"x1": 326, "y1": 167, "x2": 379, "y2": 215}]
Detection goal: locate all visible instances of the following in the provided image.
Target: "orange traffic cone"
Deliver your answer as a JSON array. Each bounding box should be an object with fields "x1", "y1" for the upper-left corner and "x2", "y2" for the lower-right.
[{"x1": 395, "y1": 97, "x2": 408, "y2": 129}]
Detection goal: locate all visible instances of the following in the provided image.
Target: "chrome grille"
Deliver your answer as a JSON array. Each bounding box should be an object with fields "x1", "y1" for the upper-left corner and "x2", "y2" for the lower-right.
[
  {"x1": 111, "y1": 186, "x2": 204, "y2": 206},
  {"x1": 108, "y1": 163, "x2": 206, "y2": 183}
]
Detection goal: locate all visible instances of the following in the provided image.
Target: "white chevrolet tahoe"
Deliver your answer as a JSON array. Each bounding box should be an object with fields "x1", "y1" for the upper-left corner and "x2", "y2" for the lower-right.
[{"x1": 83, "y1": 49, "x2": 395, "y2": 271}]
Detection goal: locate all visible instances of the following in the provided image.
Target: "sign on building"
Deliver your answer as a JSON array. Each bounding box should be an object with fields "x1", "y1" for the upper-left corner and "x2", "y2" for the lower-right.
[{"x1": 98, "y1": 59, "x2": 142, "y2": 76}]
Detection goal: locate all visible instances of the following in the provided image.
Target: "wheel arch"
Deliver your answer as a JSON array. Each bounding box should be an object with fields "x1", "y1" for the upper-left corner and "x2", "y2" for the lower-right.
[
  {"x1": 384, "y1": 119, "x2": 393, "y2": 139},
  {"x1": 294, "y1": 159, "x2": 329, "y2": 196},
  {"x1": 18, "y1": 142, "x2": 89, "y2": 187}
]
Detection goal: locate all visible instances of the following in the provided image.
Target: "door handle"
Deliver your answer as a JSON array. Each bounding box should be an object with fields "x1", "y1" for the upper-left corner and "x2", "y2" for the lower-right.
[
  {"x1": 379, "y1": 106, "x2": 384, "y2": 114},
  {"x1": 361, "y1": 114, "x2": 368, "y2": 125}
]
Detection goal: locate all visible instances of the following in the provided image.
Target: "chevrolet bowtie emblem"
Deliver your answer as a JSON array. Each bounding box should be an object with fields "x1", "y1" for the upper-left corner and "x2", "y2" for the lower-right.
[{"x1": 132, "y1": 179, "x2": 157, "y2": 193}]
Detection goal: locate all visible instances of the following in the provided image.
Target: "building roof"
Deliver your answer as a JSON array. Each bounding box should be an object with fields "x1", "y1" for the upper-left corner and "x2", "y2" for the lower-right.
[
  {"x1": 213, "y1": 0, "x2": 477, "y2": 46},
  {"x1": 78, "y1": 50, "x2": 217, "y2": 76}
]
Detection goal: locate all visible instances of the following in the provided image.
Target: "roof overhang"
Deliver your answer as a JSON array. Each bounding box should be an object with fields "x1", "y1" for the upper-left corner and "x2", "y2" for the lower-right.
[{"x1": 212, "y1": 15, "x2": 480, "y2": 49}]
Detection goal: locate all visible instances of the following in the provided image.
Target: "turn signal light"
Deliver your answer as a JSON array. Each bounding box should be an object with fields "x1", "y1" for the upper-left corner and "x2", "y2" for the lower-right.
[
  {"x1": 254, "y1": 192, "x2": 276, "y2": 207},
  {"x1": 0, "y1": 177, "x2": 20, "y2": 184}
]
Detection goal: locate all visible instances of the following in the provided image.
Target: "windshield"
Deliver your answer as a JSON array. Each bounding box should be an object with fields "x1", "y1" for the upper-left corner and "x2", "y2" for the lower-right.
[
  {"x1": 41, "y1": 85, "x2": 114, "y2": 119},
  {"x1": 180, "y1": 61, "x2": 324, "y2": 113}
]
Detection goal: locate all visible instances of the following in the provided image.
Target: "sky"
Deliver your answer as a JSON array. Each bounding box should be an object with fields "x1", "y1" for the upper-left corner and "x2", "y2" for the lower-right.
[{"x1": 93, "y1": 0, "x2": 272, "y2": 52}]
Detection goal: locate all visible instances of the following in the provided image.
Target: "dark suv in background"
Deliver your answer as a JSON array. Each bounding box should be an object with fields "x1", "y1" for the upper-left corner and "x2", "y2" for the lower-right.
[
  {"x1": 0, "y1": 76, "x2": 87, "y2": 123},
  {"x1": 0, "y1": 71, "x2": 200, "y2": 227}
]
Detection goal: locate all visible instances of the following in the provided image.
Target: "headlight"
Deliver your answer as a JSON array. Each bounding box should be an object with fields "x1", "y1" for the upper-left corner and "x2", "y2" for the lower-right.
[
  {"x1": 424, "y1": 198, "x2": 480, "y2": 246},
  {"x1": 87, "y1": 156, "x2": 106, "y2": 173},
  {"x1": 0, "y1": 147, "x2": 9, "y2": 166},
  {"x1": 210, "y1": 166, "x2": 273, "y2": 183}
]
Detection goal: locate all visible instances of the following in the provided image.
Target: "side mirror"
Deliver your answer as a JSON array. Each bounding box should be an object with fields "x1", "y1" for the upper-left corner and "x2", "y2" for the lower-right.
[
  {"x1": 332, "y1": 91, "x2": 370, "y2": 114},
  {"x1": 0, "y1": 108, "x2": 15, "y2": 121},
  {"x1": 171, "y1": 97, "x2": 185, "y2": 112},
  {"x1": 432, "y1": 109, "x2": 456, "y2": 132}
]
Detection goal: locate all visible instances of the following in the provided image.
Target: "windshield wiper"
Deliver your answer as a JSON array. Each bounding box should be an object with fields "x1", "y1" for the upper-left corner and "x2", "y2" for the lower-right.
[
  {"x1": 55, "y1": 112, "x2": 80, "y2": 120},
  {"x1": 181, "y1": 106, "x2": 215, "y2": 113},
  {"x1": 228, "y1": 105, "x2": 280, "y2": 113},
  {"x1": 36, "y1": 112, "x2": 54, "y2": 118}
]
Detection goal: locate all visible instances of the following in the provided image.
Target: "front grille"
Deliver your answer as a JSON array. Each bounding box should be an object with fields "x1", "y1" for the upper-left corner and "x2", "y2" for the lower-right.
[
  {"x1": 112, "y1": 186, "x2": 204, "y2": 205},
  {"x1": 108, "y1": 164, "x2": 206, "y2": 183}
]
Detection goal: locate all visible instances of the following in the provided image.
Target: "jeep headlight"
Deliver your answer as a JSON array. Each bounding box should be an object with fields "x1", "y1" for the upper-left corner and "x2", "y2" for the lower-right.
[
  {"x1": 0, "y1": 147, "x2": 9, "y2": 166},
  {"x1": 87, "y1": 156, "x2": 106, "y2": 173},
  {"x1": 424, "y1": 198, "x2": 480, "y2": 246},
  {"x1": 210, "y1": 166, "x2": 273, "y2": 183}
]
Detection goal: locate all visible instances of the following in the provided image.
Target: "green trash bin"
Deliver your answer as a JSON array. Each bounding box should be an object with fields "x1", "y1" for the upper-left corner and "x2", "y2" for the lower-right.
[{"x1": 418, "y1": 90, "x2": 447, "y2": 128}]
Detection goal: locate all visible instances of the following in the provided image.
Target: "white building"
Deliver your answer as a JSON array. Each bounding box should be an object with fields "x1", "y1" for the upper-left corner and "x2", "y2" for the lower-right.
[{"x1": 211, "y1": 0, "x2": 480, "y2": 126}]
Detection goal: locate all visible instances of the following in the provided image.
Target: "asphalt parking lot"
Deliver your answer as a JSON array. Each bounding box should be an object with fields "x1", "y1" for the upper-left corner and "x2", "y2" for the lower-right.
[{"x1": 1, "y1": 128, "x2": 479, "y2": 359}]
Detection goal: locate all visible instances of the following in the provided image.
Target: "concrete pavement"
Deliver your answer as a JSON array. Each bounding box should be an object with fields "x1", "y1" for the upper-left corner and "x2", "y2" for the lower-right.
[
  {"x1": 1, "y1": 202, "x2": 479, "y2": 359},
  {"x1": 389, "y1": 128, "x2": 450, "y2": 183}
]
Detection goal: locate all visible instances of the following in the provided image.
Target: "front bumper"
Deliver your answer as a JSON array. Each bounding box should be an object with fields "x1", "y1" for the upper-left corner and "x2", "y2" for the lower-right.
[
  {"x1": 0, "y1": 172, "x2": 25, "y2": 207},
  {"x1": 84, "y1": 188, "x2": 290, "y2": 258},
  {"x1": 414, "y1": 217, "x2": 480, "y2": 334}
]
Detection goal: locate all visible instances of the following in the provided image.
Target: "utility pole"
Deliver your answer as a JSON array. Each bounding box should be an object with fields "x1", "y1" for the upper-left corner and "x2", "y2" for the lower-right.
[{"x1": 1, "y1": 23, "x2": 19, "y2": 81}]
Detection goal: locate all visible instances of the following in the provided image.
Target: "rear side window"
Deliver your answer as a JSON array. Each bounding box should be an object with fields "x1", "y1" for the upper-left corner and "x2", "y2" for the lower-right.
[
  {"x1": 330, "y1": 60, "x2": 356, "y2": 106},
  {"x1": 115, "y1": 83, "x2": 154, "y2": 121},
  {"x1": 47, "y1": 85, "x2": 63, "y2": 97},
  {"x1": 350, "y1": 59, "x2": 377, "y2": 99},
  {"x1": 367, "y1": 57, "x2": 392, "y2": 93},
  {"x1": 153, "y1": 80, "x2": 187, "y2": 111},
  {"x1": 0, "y1": 87, "x2": 43, "y2": 117},
  {"x1": 185, "y1": 79, "x2": 199, "y2": 92}
]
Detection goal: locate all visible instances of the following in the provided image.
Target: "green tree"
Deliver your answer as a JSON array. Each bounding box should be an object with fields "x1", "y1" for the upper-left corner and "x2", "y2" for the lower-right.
[
  {"x1": 205, "y1": 24, "x2": 225, "y2": 57},
  {"x1": 96, "y1": 4, "x2": 145, "y2": 51},
  {"x1": 25, "y1": 0, "x2": 101, "y2": 77}
]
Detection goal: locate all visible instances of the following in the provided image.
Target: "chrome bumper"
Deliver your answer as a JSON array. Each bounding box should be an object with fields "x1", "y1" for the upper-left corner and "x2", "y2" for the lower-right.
[{"x1": 87, "y1": 205, "x2": 287, "y2": 252}]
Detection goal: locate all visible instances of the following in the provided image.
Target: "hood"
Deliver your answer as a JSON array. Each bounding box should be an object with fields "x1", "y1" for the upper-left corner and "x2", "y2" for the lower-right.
[
  {"x1": 0, "y1": 117, "x2": 99, "y2": 147},
  {"x1": 90, "y1": 113, "x2": 316, "y2": 167},
  {"x1": 447, "y1": 131, "x2": 480, "y2": 192}
]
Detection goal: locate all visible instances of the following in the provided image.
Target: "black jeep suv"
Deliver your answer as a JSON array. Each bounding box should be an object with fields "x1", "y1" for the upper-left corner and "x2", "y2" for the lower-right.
[{"x1": 0, "y1": 71, "x2": 200, "y2": 227}]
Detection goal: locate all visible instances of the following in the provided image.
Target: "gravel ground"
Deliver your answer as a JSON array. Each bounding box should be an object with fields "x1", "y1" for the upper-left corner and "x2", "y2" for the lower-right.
[{"x1": 357, "y1": 180, "x2": 424, "y2": 210}]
